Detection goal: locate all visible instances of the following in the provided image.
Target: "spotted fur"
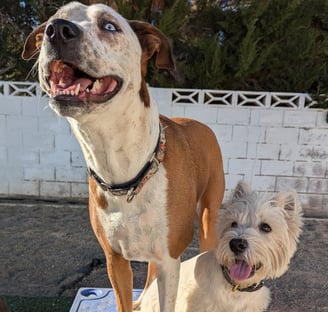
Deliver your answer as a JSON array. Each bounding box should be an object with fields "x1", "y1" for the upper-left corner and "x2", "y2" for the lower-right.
[{"x1": 23, "y1": 2, "x2": 225, "y2": 311}]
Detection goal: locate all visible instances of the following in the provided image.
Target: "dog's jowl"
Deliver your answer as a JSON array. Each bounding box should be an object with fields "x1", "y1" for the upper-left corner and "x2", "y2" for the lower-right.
[{"x1": 22, "y1": 2, "x2": 225, "y2": 312}]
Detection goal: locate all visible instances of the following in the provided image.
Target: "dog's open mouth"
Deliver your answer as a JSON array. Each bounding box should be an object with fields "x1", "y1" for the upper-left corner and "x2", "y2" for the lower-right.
[
  {"x1": 229, "y1": 260, "x2": 262, "y2": 281},
  {"x1": 48, "y1": 60, "x2": 122, "y2": 104}
]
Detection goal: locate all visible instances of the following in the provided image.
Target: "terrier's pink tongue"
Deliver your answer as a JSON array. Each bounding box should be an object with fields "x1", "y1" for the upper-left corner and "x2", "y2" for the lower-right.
[{"x1": 229, "y1": 260, "x2": 252, "y2": 281}]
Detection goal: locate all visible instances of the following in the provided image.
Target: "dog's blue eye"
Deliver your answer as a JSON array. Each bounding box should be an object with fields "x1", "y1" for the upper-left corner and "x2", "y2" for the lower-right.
[
  {"x1": 231, "y1": 222, "x2": 238, "y2": 228},
  {"x1": 259, "y1": 223, "x2": 271, "y2": 233},
  {"x1": 104, "y1": 22, "x2": 117, "y2": 32}
]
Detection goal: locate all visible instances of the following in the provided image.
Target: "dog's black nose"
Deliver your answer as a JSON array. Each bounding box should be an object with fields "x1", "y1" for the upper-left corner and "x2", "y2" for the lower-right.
[
  {"x1": 229, "y1": 238, "x2": 248, "y2": 255},
  {"x1": 46, "y1": 19, "x2": 80, "y2": 43}
]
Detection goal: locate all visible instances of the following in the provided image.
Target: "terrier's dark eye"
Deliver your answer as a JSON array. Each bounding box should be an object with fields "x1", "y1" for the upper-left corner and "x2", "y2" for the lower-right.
[
  {"x1": 231, "y1": 222, "x2": 238, "y2": 228},
  {"x1": 259, "y1": 223, "x2": 271, "y2": 233}
]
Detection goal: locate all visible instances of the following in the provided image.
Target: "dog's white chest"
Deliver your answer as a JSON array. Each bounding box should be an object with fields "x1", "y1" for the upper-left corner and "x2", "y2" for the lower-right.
[{"x1": 97, "y1": 168, "x2": 169, "y2": 262}]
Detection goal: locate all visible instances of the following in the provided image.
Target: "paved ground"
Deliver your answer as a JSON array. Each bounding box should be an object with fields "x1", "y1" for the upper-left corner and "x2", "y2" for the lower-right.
[{"x1": 0, "y1": 198, "x2": 327, "y2": 311}]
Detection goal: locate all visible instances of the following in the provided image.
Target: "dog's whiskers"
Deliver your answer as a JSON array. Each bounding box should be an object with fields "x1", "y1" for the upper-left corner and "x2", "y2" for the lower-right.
[{"x1": 25, "y1": 59, "x2": 39, "y2": 80}]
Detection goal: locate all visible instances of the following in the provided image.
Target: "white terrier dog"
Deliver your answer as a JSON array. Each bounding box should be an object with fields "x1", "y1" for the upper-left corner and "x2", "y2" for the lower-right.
[{"x1": 140, "y1": 181, "x2": 303, "y2": 312}]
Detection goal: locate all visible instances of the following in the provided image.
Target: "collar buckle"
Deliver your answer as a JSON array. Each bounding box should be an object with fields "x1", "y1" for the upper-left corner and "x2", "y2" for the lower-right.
[{"x1": 126, "y1": 188, "x2": 136, "y2": 203}]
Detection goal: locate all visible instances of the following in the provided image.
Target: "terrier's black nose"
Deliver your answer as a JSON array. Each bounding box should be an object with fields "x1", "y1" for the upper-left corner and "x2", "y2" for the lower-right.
[
  {"x1": 46, "y1": 19, "x2": 80, "y2": 43},
  {"x1": 229, "y1": 238, "x2": 248, "y2": 255}
]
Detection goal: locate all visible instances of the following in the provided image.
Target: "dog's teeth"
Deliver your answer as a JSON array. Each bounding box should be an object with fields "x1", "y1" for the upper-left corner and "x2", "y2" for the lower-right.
[
  {"x1": 75, "y1": 84, "x2": 81, "y2": 96},
  {"x1": 58, "y1": 78, "x2": 65, "y2": 87},
  {"x1": 86, "y1": 88, "x2": 90, "y2": 93},
  {"x1": 71, "y1": 90, "x2": 75, "y2": 96},
  {"x1": 92, "y1": 79, "x2": 101, "y2": 92}
]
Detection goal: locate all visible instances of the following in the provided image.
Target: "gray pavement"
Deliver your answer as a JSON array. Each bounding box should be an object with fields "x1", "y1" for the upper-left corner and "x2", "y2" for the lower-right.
[{"x1": 0, "y1": 199, "x2": 327, "y2": 311}]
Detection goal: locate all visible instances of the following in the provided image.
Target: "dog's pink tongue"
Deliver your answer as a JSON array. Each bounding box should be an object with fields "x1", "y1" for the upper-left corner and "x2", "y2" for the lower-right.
[{"x1": 229, "y1": 260, "x2": 252, "y2": 281}]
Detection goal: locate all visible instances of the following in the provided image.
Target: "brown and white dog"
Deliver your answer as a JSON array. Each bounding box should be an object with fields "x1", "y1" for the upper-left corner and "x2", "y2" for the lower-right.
[{"x1": 22, "y1": 2, "x2": 225, "y2": 311}]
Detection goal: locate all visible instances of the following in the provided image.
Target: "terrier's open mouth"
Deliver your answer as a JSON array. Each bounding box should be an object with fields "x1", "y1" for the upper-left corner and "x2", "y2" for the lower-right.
[
  {"x1": 228, "y1": 260, "x2": 262, "y2": 281},
  {"x1": 48, "y1": 60, "x2": 122, "y2": 104}
]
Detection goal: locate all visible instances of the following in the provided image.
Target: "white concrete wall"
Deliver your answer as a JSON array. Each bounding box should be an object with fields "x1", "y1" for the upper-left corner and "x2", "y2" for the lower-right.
[{"x1": 0, "y1": 82, "x2": 327, "y2": 217}]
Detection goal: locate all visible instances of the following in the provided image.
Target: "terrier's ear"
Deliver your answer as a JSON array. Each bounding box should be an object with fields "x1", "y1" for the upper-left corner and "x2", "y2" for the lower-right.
[
  {"x1": 232, "y1": 181, "x2": 252, "y2": 201},
  {"x1": 22, "y1": 22, "x2": 47, "y2": 60},
  {"x1": 128, "y1": 20, "x2": 176, "y2": 79},
  {"x1": 274, "y1": 191, "x2": 303, "y2": 216},
  {"x1": 274, "y1": 191, "x2": 303, "y2": 240}
]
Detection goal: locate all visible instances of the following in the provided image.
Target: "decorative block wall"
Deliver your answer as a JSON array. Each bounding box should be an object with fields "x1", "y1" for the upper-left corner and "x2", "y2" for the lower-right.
[{"x1": 0, "y1": 82, "x2": 327, "y2": 217}]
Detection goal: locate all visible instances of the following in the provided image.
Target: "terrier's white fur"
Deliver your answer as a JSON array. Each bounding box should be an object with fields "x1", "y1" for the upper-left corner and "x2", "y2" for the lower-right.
[{"x1": 140, "y1": 181, "x2": 303, "y2": 312}]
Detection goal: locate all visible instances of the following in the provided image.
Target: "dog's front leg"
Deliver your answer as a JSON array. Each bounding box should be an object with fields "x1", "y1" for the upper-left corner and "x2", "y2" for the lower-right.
[
  {"x1": 133, "y1": 261, "x2": 157, "y2": 310},
  {"x1": 106, "y1": 253, "x2": 133, "y2": 312},
  {"x1": 156, "y1": 257, "x2": 180, "y2": 312}
]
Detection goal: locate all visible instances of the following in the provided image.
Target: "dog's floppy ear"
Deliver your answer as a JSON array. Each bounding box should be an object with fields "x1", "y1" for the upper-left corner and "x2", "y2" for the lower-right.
[
  {"x1": 22, "y1": 22, "x2": 47, "y2": 60},
  {"x1": 128, "y1": 20, "x2": 175, "y2": 78}
]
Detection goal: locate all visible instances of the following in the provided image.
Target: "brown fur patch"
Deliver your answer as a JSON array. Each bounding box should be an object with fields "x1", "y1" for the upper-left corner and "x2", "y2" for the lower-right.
[
  {"x1": 89, "y1": 177, "x2": 108, "y2": 210},
  {"x1": 139, "y1": 79, "x2": 150, "y2": 107},
  {"x1": 159, "y1": 115, "x2": 225, "y2": 258}
]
